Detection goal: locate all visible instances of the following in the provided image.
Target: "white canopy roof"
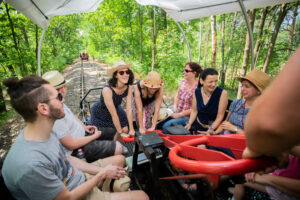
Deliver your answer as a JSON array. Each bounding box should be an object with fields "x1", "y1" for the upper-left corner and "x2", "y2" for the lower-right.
[
  {"x1": 7, "y1": 0, "x2": 298, "y2": 29},
  {"x1": 6, "y1": 0, "x2": 104, "y2": 29},
  {"x1": 136, "y1": 0, "x2": 297, "y2": 21}
]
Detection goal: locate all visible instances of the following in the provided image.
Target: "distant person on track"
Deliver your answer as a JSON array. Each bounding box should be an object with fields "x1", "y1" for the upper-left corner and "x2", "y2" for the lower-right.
[
  {"x1": 133, "y1": 71, "x2": 163, "y2": 134},
  {"x1": 42, "y1": 71, "x2": 125, "y2": 163},
  {"x1": 243, "y1": 47, "x2": 300, "y2": 159},
  {"x1": 2, "y1": 75, "x2": 149, "y2": 200},
  {"x1": 162, "y1": 62, "x2": 202, "y2": 134},
  {"x1": 185, "y1": 68, "x2": 228, "y2": 135},
  {"x1": 88, "y1": 61, "x2": 135, "y2": 140}
]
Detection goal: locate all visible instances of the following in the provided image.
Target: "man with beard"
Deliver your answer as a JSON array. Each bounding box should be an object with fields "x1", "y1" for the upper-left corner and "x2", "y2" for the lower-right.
[
  {"x1": 42, "y1": 71, "x2": 124, "y2": 163},
  {"x1": 1, "y1": 75, "x2": 149, "y2": 200}
]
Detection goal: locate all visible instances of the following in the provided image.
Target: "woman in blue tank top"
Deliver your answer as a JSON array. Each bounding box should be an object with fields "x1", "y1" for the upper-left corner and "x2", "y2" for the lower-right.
[{"x1": 185, "y1": 68, "x2": 228, "y2": 135}]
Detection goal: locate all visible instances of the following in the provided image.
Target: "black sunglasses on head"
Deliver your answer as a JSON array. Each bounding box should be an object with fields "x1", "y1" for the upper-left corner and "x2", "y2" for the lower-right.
[
  {"x1": 184, "y1": 69, "x2": 194, "y2": 73},
  {"x1": 118, "y1": 70, "x2": 130, "y2": 75}
]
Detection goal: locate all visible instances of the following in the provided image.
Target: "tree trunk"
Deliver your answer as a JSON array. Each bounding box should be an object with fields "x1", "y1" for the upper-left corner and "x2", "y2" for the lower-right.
[
  {"x1": 220, "y1": 15, "x2": 226, "y2": 88},
  {"x1": 222, "y1": 12, "x2": 238, "y2": 87},
  {"x1": 288, "y1": 2, "x2": 299, "y2": 55},
  {"x1": 237, "y1": 9, "x2": 256, "y2": 98},
  {"x1": 253, "y1": 7, "x2": 268, "y2": 67},
  {"x1": 151, "y1": 8, "x2": 158, "y2": 70},
  {"x1": 0, "y1": 83, "x2": 7, "y2": 113},
  {"x1": 204, "y1": 29, "x2": 210, "y2": 66},
  {"x1": 262, "y1": 4, "x2": 289, "y2": 72},
  {"x1": 264, "y1": 6, "x2": 277, "y2": 49},
  {"x1": 139, "y1": 7, "x2": 143, "y2": 63},
  {"x1": 211, "y1": 16, "x2": 217, "y2": 68},
  {"x1": 35, "y1": 25, "x2": 39, "y2": 60},
  {"x1": 5, "y1": 2, "x2": 27, "y2": 75},
  {"x1": 198, "y1": 21, "x2": 202, "y2": 64},
  {"x1": 21, "y1": 26, "x2": 29, "y2": 48}
]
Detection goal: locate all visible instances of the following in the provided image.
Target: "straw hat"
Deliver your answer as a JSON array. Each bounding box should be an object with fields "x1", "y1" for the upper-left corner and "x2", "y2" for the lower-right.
[
  {"x1": 102, "y1": 176, "x2": 131, "y2": 192},
  {"x1": 157, "y1": 108, "x2": 173, "y2": 122},
  {"x1": 107, "y1": 61, "x2": 132, "y2": 77},
  {"x1": 143, "y1": 71, "x2": 163, "y2": 89},
  {"x1": 42, "y1": 70, "x2": 66, "y2": 89},
  {"x1": 238, "y1": 69, "x2": 271, "y2": 93}
]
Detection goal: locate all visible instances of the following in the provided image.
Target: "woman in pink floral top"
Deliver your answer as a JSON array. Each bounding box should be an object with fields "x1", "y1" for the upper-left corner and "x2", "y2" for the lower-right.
[{"x1": 162, "y1": 62, "x2": 202, "y2": 133}]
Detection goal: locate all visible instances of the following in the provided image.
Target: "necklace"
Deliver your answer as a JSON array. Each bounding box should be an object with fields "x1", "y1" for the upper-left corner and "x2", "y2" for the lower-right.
[{"x1": 201, "y1": 87, "x2": 212, "y2": 99}]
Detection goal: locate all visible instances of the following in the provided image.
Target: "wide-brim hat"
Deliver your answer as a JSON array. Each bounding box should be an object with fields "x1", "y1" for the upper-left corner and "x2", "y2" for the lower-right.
[
  {"x1": 42, "y1": 70, "x2": 66, "y2": 89},
  {"x1": 102, "y1": 176, "x2": 131, "y2": 192},
  {"x1": 157, "y1": 108, "x2": 173, "y2": 122},
  {"x1": 238, "y1": 69, "x2": 271, "y2": 93},
  {"x1": 143, "y1": 71, "x2": 163, "y2": 89},
  {"x1": 107, "y1": 61, "x2": 132, "y2": 77}
]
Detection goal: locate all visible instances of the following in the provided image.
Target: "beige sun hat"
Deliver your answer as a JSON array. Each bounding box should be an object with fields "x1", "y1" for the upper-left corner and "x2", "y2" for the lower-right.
[
  {"x1": 42, "y1": 70, "x2": 66, "y2": 89},
  {"x1": 107, "y1": 61, "x2": 132, "y2": 77},
  {"x1": 102, "y1": 176, "x2": 131, "y2": 192},
  {"x1": 238, "y1": 69, "x2": 271, "y2": 93},
  {"x1": 143, "y1": 71, "x2": 163, "y2": 89}
]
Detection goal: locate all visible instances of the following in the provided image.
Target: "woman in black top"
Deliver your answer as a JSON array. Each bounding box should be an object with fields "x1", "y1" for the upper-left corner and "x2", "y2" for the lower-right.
[
  {"x1": 134, "y1": 71, "x2": 163, "y2": 134},
  {"x1": 88, "y1": 61, "x2": 135, "y2": 139}
]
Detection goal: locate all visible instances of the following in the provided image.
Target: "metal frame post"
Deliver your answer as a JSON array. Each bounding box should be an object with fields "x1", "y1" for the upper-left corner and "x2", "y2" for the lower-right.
[
  {"x1": 175, "y1": 21, "x2": 192, "y2": 62},
  {"x1": 38, "y1": 27, "x2": 48, "y2": 76}
]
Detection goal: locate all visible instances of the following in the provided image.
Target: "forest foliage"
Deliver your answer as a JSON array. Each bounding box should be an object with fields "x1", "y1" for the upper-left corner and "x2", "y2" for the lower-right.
[{"x1": 0, "y1": 0, "x2": 299, "y2": 113}]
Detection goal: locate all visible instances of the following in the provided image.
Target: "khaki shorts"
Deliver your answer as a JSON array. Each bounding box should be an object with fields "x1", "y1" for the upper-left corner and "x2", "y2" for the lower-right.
[{"x1": 84, "y1": 159, "x2": 111, "y2": 200}]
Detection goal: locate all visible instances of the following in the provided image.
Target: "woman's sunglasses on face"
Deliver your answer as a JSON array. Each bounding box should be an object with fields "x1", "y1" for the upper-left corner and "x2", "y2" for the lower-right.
[
  {"x1": 184, "y1": 69, "x2": 194, "y2": 73},
  {"x1": 118, "y1": 70, "x2": 130, "y2": 75}
]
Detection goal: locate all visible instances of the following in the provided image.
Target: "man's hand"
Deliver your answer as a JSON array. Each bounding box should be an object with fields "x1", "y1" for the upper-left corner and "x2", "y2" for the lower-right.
[
  {"x1": 94, "y1": 130, "x2": 102, "y2": 138},
  {"x1": 101, "y1": 164, "x2": 127, "y2": 180},
  {"x1": 85, "y1": 125, "x2": 97, "y2": 134}
]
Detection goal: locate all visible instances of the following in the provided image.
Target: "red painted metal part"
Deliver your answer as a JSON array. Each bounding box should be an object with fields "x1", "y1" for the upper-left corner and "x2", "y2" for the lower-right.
[
  {"x1": 167, "y1": 135, "x2": 275, "y2": 175},
  {"x1": 122, "y1": 135, "x2": 134, "y2": 143}
]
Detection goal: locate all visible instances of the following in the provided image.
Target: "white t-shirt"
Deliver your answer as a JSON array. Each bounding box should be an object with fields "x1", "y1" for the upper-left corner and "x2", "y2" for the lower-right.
[{"x1": 52, "y1": 104, "x2": 85, "y2": 154}]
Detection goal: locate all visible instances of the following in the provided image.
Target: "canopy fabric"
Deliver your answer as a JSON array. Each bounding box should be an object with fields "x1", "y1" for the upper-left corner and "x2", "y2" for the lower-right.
[
  {"x1": 6, "y1": 0, "x2": 104, "y2": 29},
  {"x1": 7, "y1": 0, "x2": 298, "y2": 29},
  {"x1": 136, "y1": 0, "x2": 297, "y2": 21}
]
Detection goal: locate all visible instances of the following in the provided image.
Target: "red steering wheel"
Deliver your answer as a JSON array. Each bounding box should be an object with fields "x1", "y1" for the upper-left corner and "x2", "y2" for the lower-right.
[{"x1": 169, "y1": 135, "x2": 276, "y2": 175}]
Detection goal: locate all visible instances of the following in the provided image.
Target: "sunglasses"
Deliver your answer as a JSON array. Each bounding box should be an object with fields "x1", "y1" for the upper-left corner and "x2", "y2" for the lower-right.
[
  {"x1": 118, "y1": 70, "x2": 130, "y2": 75},
  {"x1": 43, "y1": 92, "x2": 63, "y2": 103},
  {"x1": 184, "y1": 69, "x2": 194, "y2": 73}
]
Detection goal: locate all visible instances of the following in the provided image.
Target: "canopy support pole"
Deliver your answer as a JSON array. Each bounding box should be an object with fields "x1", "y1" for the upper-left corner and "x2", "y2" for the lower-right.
[
  {"x1": 237, "y1": 0, "x2": 255, "y2": 70},
  {"x1": 38, "y1": 27, "x2": 48, "y2": 76},
  {"x1": 175, "y1": 21, "x2": 192, "y2": 62}
]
